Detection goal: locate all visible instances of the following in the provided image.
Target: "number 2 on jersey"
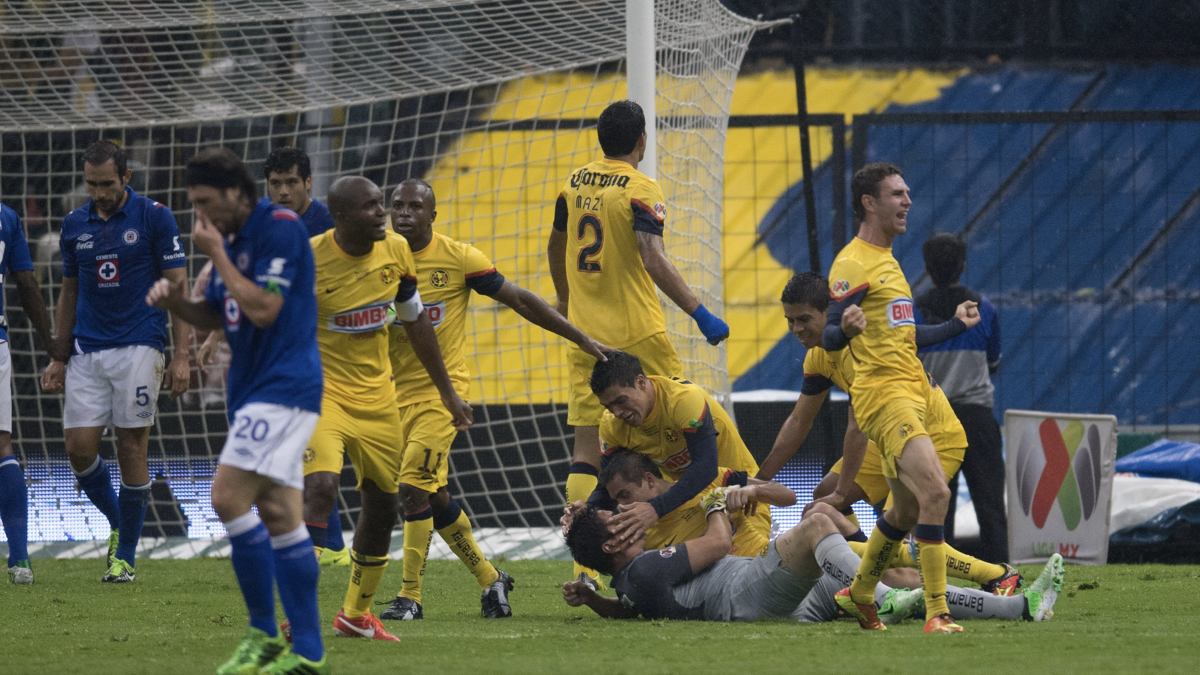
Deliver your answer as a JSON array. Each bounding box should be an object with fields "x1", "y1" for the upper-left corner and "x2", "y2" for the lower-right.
[{"x1": 576, "y1": 214, "x2": 603, "y2": 272}]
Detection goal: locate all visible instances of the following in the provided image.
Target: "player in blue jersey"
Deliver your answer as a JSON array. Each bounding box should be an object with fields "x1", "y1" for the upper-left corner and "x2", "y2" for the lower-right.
[
  {"x1": 147, "y1": 148, "x2": 328, "y2": 675},
  {"x1": 196, "y1": 145, "x2": 349, "y2": 567},
  {"x1": 0, "y1": 203, "x2": 55, "y2": 585},
  {"x1": 40, "y1": 140, "x2": 191, "y2": 583}
]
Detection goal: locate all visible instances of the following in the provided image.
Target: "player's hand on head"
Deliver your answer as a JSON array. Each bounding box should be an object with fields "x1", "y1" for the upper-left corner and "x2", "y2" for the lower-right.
[
  {"x1": 40, "y1": 359, "x2": 65, "y2": 394},
  {"x1": 580, "y1": 338, "x2": 612, "y2": 362},
  {"x1": 561, "y1": 500, "x2": 587, "y2": 536},
  {"x1": 955, "y1": 300, "x2": 981, "y2": 329},
  {"x1": 841, "y1": 304, "x2": 867, "y2": 338},
  {"x1": 442, "y1": 393, "x2": 473, "y2": 430},
  {"x1": 610, "y1": 501, "x2": 658, "y2": 543}
]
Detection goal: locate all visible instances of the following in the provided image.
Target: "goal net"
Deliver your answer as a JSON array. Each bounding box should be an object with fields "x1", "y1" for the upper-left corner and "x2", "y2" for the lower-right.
[{"x1": 0, "y1": 0, "x2": 775, "y2": 552}]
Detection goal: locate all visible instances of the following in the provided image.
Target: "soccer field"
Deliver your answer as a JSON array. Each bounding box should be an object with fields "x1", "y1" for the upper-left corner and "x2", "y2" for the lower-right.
[{"x1": 3, "y1": 559, "x2": 1196, "y2": 675}]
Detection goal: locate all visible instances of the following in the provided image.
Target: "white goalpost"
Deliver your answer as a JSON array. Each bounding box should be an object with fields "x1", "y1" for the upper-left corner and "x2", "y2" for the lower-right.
[{"x1": 0, "y1": 0, "x2": 781, "y2": 558}]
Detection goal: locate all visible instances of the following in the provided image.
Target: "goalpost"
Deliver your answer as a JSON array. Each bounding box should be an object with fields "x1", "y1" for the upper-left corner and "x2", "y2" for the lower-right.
[{"x1": 0, "y1": 0, "x2": 780, "y2": 556}]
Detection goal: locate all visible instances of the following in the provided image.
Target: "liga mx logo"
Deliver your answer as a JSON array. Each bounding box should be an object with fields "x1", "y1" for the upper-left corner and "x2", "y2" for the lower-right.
[{"x1": 1015, "y1": 418, "x2": 1104, "y2": 531}]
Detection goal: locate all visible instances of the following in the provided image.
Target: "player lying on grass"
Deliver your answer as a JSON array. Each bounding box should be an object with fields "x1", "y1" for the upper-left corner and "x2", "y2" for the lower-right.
[
  {"x1": 586, "y1": 352, "x2": 762, "y2": 556},
  {"x1": 377, "y1": 179, "x2": 609, "y2": 621},
  {"x1": 561, "y1": 497, "x2": 1064, "y2": 624},
  {"x1": 758, "y1": 272, "x2": 1022, "y2": 591},
  {"x1": 597, "y1": 448, "x2": 788, "y2": 557},
  {"x1": 148, "y1": 148, "x2": 328, "y2": 674}
]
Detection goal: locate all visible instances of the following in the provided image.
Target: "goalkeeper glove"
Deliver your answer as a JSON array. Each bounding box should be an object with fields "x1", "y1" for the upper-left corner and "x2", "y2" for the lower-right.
[
  {"x1": 690, "y1": 304, "x2": 730, "y2": 345},
  {"x1": 701, "y1": 487, "x2": 728, "y2": 516}
]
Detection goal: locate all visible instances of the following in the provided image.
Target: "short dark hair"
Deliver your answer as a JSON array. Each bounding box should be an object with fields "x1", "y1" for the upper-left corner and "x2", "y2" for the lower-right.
[
  {"x1": 565, "y1": 504, "x2": 617, "y2": 576},
  {"x1": 589, "y1": 350, "x2": 644, "y2": 396},
  {"x1": 851, "y1": 162, "x2": 904, "y2": 222},
  {"x1": 263, "y1": 146, "x2": 312, "y2": 181},
  {"x1": 597, "y1": 100, "x2": 645, "y2": 157},
  {"x1": 185, "y1": 148, "x2": 258, "y2": 203},
  {"x1": 923, "y1": 233, "x2": 967, "y2": 288},
  {"x1": 82, "y1": 140, "x2": 128, "y2": 177},
  {"x1": 780, "y1": 272, "x2": 829, "y2": 312},
  {"x1": 599, "y1": 449, "x2": 662, "y2": 488},
  {"x1": 395, "y1": 177, "x2": 436, "y2": 210}
]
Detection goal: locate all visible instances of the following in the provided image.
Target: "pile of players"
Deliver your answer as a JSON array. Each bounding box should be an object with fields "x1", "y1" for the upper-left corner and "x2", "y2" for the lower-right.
[{"x1": 0, "y1": 99, "x2": 1066, "y2": 675}]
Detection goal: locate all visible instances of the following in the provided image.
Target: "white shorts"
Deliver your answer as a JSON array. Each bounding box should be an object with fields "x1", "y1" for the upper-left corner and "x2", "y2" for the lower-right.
[
  {"x1": 0, "y1": 341, "x2": 11, "y2": 433},
  {"x1": 64, "y1": 345, "x2": 164, "y2": 429},
  {"x1": 218, "y1": 402, "x2": 320, "y2": 490}
]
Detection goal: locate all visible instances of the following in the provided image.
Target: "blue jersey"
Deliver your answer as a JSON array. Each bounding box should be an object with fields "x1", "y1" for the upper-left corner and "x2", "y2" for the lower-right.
[
  {"x1": 60, "y1": 187, "x2": 187, "y2": 353},
  {"x1": 0, "y1": 204, "x2": 35, "y2": 342},
  {"x1": 205, "y1": 198, "x2": 323, "y2": 415},
  {"x1": 300, "y1": 198, "x2": 333, "y2": 238}
]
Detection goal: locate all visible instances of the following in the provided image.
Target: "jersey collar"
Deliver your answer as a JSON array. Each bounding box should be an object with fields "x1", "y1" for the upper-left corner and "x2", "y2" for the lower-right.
[{"x1": 87, "y1": 185, "x2": 138, "y2": 222}]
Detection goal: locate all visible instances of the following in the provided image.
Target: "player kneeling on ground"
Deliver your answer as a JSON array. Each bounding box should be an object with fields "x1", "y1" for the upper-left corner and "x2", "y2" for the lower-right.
[{"x1": 148, "y1": 148, "x2": 328, "y2": 674}]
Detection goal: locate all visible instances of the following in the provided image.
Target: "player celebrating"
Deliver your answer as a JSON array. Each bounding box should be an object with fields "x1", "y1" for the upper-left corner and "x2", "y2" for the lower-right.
[
  {"x1": 375, "y1": 179, "x2": 608, "y2": 621},
  {"x1": 598, "y1": 449, "x2": 786, "y2": 558},
  {"x1": 547, "y1": 100, "x2": 729, "y2": 584},
  {"x1": 301, "y1": 175, "x2": 470, "y2": 642},
  {"x1": 823, "y1": 162, "x2": 979, "y2": 633},
  {"x1": 147, "y1": 148, "x2": 327, "y2": 675},
  {"x1": 40, "y1": 140, "x2": 191, "y2": 583},
  {"x1": 0, "y1": 203, "x2": 55, "y2": 585},
  {"x1": 587, "y1": 352, "x2": 760, "y2": 547}
]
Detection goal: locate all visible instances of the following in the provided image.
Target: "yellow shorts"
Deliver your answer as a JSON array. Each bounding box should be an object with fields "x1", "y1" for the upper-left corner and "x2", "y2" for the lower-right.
[
  {"x1": 567, "y1": 331, "x2": 683, "y2": 426},
  {"x1": 730, "y1": 510, "x2": 772, "y2": 558},
  {"x1": 854, "y1": 389, "x2": 929, "y2": 480},
  {"x1": 927, "y1": 386, "x2": 968, "y2": 467},
  {"x1": 305, "y1": 396, "x2": 402, "y2": 492},
  {"x1": 397, "y1": 399, "x2": 459, "y2": 493},
  {"x1": 830, "y1": 440, "x2": 891, "y2": 506}
]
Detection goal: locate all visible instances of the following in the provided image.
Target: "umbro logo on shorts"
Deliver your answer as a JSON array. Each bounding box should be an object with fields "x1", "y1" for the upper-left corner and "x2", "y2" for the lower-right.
[
  {"x1": 137, "y1": 411, "x2": 153, "y2": 419},
  {"x1": 234, "y1": 446, "x2": 253, "y2": 457}
]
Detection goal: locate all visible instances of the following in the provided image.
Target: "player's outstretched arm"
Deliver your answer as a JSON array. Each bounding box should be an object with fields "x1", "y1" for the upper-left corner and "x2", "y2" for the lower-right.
[
  {"x1": 913, "y1": 300, "x2": 978, "y2": 348},
  {"x1": 756, "y1": 390, "x2": 828, "y2": 480},
  {"x1": 145, "y1": 277, "x2": 223, "y2": 331},
  {"x1": 13, "y1": 270, "x2": 54, "y2": 358},
  {"x1": 401, "y1": 310, "x2": 473, "y2": 430},
  {"x1": 561, "y1": 580, "x2": 638, "y2": 619},
  {"x1": 687, "y1": 500, "x2": 735, "y2": 573},
  {"x1": 635, "y1": 231, "x2": 729, "y2": 345},
  {"x1": 727, "y1": 477, "x2": 797, "y2": 512},
  {"x1": 489, "y1": 280, "x2": 610, "y2": 361},
  {"x1": 547, "y1": 226, "x2": 570, "y2": 318}
]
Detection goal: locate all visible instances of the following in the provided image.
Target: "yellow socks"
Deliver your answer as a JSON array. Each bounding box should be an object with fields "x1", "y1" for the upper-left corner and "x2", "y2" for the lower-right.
[
  {"x1": 946, "y1": 547, "x2": 1007, "y2": 586},
  {"x1": 566, "y1": 463, "x2": 604, "y2": 586},
  {"x1": 914, "y1": 524, "x2": 950, "y2": 619},
  {"x1": 400, "y1": 507, "x2": 434, "y2": 603},
  {"x1": 342, "y1": 551, "x2": 389, "y2": 618},
  {"x1": 436, "y1": 503, "x2": 498, "y2": 589},
  {"x1": 848, "y1": 517, "x2": 906, "y2": 605}
]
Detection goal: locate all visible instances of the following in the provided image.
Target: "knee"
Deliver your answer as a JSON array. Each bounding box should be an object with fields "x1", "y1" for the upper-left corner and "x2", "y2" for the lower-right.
[
  {"x1": 398, "y1": 483, "x2": 431, "y2": 513},
  {"x1": 255, "y1": 499, "x2": 291, "y2": 530},
  {"x1": 304, "y1": 474, "x2": 339, "y2": 510},
  {"x1": 428, "y1": 488, "x2": 450, "y2": 511},
  {"x1": 920, "y1": 481, "x2": 952, "y2": 512},
  {"x1": 799, "y1": 511, "x2": 835, "y2": 540},
  {"x1": 805, "y1": 501, "x2": 840, "y2": 521}
]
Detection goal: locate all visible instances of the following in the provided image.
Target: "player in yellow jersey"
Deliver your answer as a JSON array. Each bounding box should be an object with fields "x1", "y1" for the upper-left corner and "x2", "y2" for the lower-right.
[
  {"x1": 585, "y1": 351, "x2": 760, "y2": 553},
  {"x1": 300, "y1": 176, "x2": 471, "y2": 643},
  {"x1": 547, "y1": 101, "x2": 730, "y2": 584},
  {"x1": 757, "y1": 272, "x2": 1023, "y2": 595},
  {"x1": 598, "y1": 449, "x2": 790, "y2": 558},
  {"x1": 823, "y1": 163, "x2": 980, "y2": 634},
  {"x1": 373, "y1": 179, "x2": 609, "y2": 621}
]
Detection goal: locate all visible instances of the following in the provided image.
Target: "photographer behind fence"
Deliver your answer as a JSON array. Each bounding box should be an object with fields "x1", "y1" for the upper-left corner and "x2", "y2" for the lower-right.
[{"x1": 915, "y1": 233, "x2": 1007, "y2": 564}]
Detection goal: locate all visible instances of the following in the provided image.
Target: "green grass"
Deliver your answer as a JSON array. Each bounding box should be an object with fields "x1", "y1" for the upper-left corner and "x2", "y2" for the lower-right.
[{"x1": 3, "y1": 558, "x2": 1197, "y2": 674}]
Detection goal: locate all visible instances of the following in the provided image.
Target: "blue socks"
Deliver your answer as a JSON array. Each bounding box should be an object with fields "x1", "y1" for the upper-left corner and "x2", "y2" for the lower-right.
[
  {"x1": 326, "y1": 500, "x2": 345, "y2": 552},
  {"x1": 116, "y1": 482, "x2": 151, "y2": 566},
  {"x1": 74, "y1": 456, "x2": 120, "y2": 531},
  {"x1": 0, "y1": 457, "x2": 29, "y2": 566},
  {"x1": 226, "y1": 512, "x2": 278, "y2": 637},
  {"x1": 272, "y1": 526, "x2": 323, "y2": 662}
]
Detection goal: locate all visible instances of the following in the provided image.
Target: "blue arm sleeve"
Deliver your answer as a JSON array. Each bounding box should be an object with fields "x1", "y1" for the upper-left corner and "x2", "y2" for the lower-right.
[
  {"x1": 648, "y1": 413, "x2": 718, "y2": 517},
  {"x1": 7, "y1": 215, "x2": 34, "y2": 272},
  {"x1": 914, "y1": 317, "x2": 967, "y2": 348},
  {"x1": 151, "y1": 205, "x2": 187, "y2": 270},
  {"x1": 822, "y1": 288, "x2": 867, "y2": 351},
  {"x1": 60, "y1": 218, "x2": 77, "y2": 278},
  {"x1": 252, "y1": 224, "x2": 305, "y2": 298}
]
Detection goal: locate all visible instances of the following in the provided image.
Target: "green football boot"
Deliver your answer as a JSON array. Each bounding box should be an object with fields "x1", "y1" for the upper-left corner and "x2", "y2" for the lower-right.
[
  {"x1": 7, "y1": 559, "x2": 33, "y2": 585},
  {"x1": 106, "y1": 529, "x2": 120, "y2": 567},
  {"x1": 259, "y1": 650, "x2": 331, "y2": 675},
  {"x1": 877, "y1": 586, "x2": 924, "y2": 624},
  {"x1": 1022, "y1": 553, "x2": 1066, "y2": 622},
  {"x1": 102, "y1": 558, "x2": 136, "y2": 583},
  {"x1": 216, "y1": 627, "x2": 287, "y2": 675}
]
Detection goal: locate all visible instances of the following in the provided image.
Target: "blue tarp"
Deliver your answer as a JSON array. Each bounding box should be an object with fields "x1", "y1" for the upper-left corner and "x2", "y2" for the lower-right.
[
  {"x1": 1115, "y1": 439, "x2": 1200, "y2": 484},
  {"x1": 1110, "y1": 498, "x2": 1200, "y2": 545}
]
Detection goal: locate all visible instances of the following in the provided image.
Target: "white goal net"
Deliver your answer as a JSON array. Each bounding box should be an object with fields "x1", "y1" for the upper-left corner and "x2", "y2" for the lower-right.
[{"x1": 0, "y1": 0, "x2": 775, "y2": 549}]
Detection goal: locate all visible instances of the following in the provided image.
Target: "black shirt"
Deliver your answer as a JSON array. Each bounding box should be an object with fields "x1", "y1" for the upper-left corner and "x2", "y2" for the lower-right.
[{"x1": 611, "y1": 543, "x2": 705, "y2": 620}]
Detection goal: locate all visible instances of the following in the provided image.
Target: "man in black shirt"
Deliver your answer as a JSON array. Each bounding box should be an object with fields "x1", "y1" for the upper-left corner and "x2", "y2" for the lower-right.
[{"x1": 561, "y1": 491, "x2": 833, "y2": 621}]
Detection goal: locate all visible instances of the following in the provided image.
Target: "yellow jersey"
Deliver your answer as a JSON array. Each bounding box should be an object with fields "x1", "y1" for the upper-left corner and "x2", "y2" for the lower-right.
[
  {"x1": 389, "y1": 232, "x2": 504, "y2": 405},
  {"x1": 599, "y1": 376, "x2": 758, "y2": 480},
  {"x1": 645, "y1": 469, "x2": 772, "y2": 558},
  {"x1": 554, "y1": 157, "x2": 668, "y2": 349},
  {"x1": 312, "y1": 229, "x2": 417, "y2": 408},
  {"x1": 828, "y1": 237, "x2": 928, "y2": 397}
]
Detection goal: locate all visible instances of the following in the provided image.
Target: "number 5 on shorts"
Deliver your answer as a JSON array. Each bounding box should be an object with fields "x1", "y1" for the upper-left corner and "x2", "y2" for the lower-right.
[{"x1": 136, "y1": 385, "x2": 150, "y2": 406}]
